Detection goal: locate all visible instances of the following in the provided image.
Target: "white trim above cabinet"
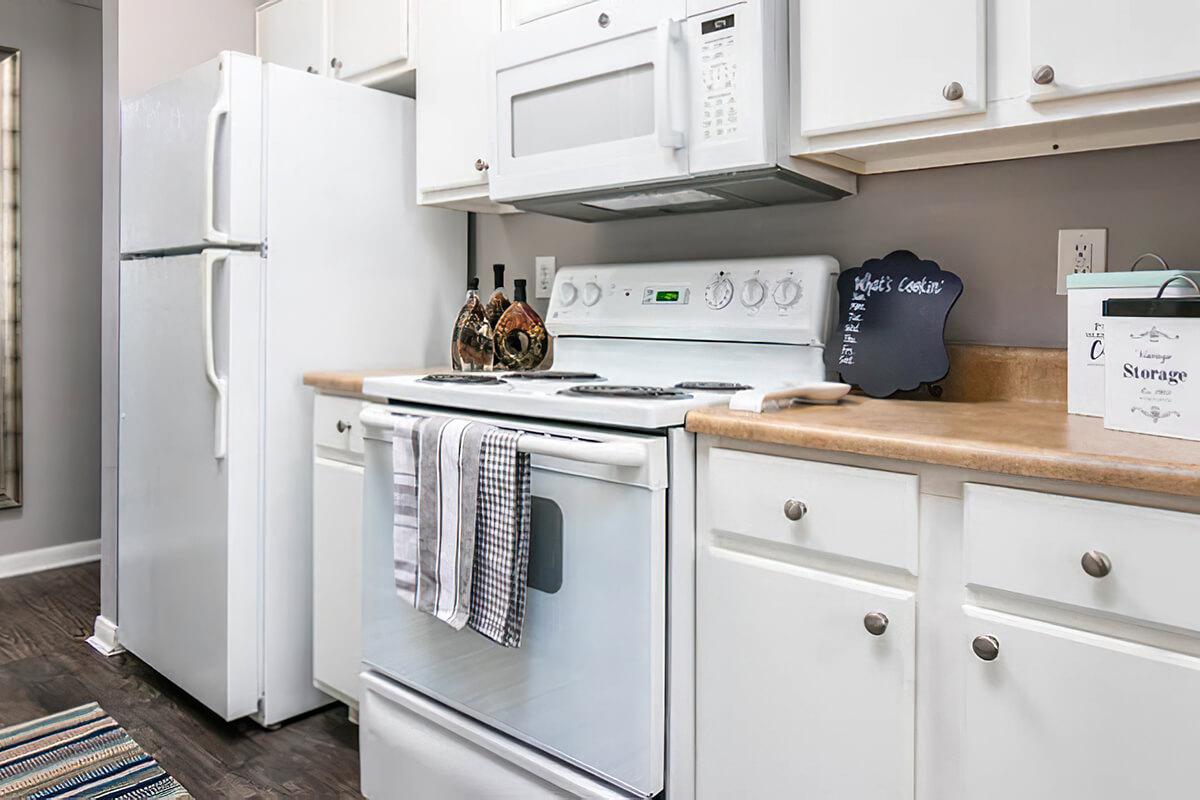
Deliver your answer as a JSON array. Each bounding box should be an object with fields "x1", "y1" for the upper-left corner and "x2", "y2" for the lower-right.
[{"x1": 790, "y1": 0, "x2": 1200, "y2": 174}]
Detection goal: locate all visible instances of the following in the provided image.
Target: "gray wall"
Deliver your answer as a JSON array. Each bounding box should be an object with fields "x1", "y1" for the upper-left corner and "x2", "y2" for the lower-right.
[
  {"x1": 0, "y1": 0, "x2": 102, "y2": 558},
  {"x1": 473, "y1": 140, "x2": 1200, "y2": 348}
]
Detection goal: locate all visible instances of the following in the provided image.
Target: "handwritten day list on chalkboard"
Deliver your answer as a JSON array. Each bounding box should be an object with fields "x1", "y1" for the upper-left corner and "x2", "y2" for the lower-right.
[{"x1": 827, "y1": 250, "x2": 963, "y2": 398}]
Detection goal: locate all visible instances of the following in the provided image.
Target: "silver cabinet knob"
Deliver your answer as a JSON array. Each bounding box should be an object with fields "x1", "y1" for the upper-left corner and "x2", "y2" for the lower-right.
[
  {"x1": 331, "y1": 57, "x2": 344, "y2": 70},
  {"x1": 1081, "y1": 550, "x2": 1112, "y2": 579},
  {"x1": 598, "y1": 12, "x2": 611, "y2": 28},
  {"x1": 474, "y1": 158, "x2": 489, "y2": 172},
  {"x1": 864, "y1": 612, "x2": 889, "y2": 636},
  {"x1": 942, "y1": 81, "x2": 964, "y2": 101},
  {"x1": 306, "y1": 66, "x2": 318, "y2": 74},
  {"x1": 336, "y1": 420, "x2": 352, "y2": 434},
  {"x1": 972, "y1": 635, "x2": 1000, "y2": 662},
  {"x1": 1032, "y1": 64, "x2": 1055, "y2": 85},
  {"x1": 783, "y1": 499, "x2": 808, "y2": 522}
]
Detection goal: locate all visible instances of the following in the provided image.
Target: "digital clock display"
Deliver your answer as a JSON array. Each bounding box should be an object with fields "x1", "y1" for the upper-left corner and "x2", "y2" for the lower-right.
[{"x1": 656, "y1": 290, "x2": 681, "y2": 302}]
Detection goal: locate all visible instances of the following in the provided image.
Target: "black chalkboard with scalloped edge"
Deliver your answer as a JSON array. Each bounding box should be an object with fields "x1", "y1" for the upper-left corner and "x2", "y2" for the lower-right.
[{"x1": 826, "y1": 250, "x2": 963, "y2": 398}]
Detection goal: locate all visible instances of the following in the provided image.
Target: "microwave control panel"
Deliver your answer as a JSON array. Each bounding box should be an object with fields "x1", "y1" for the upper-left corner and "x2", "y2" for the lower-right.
[{"x1": 699, "y1": 13, "x2": 739, "y2": 142}]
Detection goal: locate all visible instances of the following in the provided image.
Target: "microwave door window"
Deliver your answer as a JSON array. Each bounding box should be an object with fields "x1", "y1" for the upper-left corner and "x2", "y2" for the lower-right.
[{"x1": 511, "y1": 65, "x2": 655, "y2": 158}]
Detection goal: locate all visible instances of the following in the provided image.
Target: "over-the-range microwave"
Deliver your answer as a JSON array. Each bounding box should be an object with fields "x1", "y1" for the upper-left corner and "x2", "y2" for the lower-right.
[{"x1": 488, "y1": 0, "x2": 857, "y2": 222}]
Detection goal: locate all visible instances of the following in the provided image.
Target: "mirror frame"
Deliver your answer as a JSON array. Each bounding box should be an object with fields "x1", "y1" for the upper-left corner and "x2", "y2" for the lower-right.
[{"x1": 0, "y1": 47, "x2": 21, "y2": 509}]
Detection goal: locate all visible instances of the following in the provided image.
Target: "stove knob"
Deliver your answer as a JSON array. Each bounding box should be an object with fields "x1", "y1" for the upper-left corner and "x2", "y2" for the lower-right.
[
  {"x1": 582, "y1": 281, "x2": 603, "y2": 307},
  {"x1": 705, "y1": 274, "x2": 734, "y2": 310},
  {"x1": 741, "y1": 278, "x2": 767, "y2": 308},
  {"x1": 773, "y1": 278, "x2": 802, "y2": 308},
  {"x1": 559, "y1": 281, "x2": 579, "y2": 307}
]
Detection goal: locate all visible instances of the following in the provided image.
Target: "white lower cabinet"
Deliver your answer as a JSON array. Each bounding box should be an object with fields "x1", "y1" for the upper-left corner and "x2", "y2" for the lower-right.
[
  {"x1": 962, "y1": 606, "x2": 1200, "y2": 800},
  {"x1": 697, "y1": 546, "x2": 916, "y2": 799}
]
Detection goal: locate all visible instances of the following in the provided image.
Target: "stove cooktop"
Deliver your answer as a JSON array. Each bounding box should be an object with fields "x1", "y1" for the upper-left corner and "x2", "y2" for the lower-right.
[
  {"x1": 420, "y1": 373, "x2": 507, "y2": 385},
  {"x1": 503, "y1": 371, "x2": 604, "y2": 381},
  {"x1": 559, "y1": 385, "x2": 694, "y2": 400},
  {"x1": 674, "y1": 381, "x2": 753, "y2": 392}
]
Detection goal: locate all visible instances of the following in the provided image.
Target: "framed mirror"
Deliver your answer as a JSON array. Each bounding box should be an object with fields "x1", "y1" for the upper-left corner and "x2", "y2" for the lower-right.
[{"x1": 0, "y1": 47, "x2": 21, "y2": 508}]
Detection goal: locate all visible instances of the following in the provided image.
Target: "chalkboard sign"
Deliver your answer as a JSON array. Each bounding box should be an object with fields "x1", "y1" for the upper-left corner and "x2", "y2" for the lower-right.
[{"x1": 826, "y1": 250, "x2": 963, "y2": 398}]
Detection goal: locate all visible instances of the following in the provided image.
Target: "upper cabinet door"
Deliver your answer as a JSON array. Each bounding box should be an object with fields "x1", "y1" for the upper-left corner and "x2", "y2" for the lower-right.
[
  {"x1": 795, "y1": 0, "x2": 985, "y2": 136},
  {"x1": 329, "y1": 0, "x2": 410, "y2": 81},
  {"x1": 257, "y1": 0, "x2": 328, "y2": 76},
  {"x1": 1028, "y1": 0, "x2": 1200, "y2": 103}
]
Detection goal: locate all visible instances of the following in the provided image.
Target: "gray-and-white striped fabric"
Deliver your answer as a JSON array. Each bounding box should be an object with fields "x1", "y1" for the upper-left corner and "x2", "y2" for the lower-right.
[
  {"x1": 468, "y1": 428, "x2": 533, "y2": 648},
  {"x1": 392, "y1": 416, "x2": 421, "y2": 605}
]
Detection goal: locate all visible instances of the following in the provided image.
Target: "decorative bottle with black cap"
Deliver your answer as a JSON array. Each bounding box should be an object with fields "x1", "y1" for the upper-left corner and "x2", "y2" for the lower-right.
[
  {"x1": 450, "y1": 277, "x2": 491, "y2": 371},
  {"x1": 494, "y1": 278, "x2": 547, "y2": 371},
  {"x1": 484, "y1": 263, "x2": 511, "y2": 332}
]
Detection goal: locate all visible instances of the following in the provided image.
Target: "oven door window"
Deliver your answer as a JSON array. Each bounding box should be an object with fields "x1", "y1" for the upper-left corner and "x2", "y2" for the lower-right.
[
  {"x1": 491, "y1": 0, "x2": 689, "y2": 202},
  {"x1": 362, "y1": 440, "x2": 668, "y2": 797}
]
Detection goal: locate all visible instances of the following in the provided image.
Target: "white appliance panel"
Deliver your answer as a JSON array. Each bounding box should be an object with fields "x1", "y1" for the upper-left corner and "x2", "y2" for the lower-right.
[
  {"x1": 257, "y1": 66, "x2": 467, "y2": 723},
  {"x1": 121, "y1": 52, "x2": 263, "y2": 254},
  {"x1": 362, "y1": 407, "x2": 667, "y2": 797},
  {"x1": 118, "y1": 251, "x2": 263, "y2": 721}
]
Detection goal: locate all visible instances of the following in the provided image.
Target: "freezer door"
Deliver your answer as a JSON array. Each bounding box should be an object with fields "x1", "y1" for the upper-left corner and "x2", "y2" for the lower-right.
[
  {"x1": 121, "y1": 52, "x2": 263, "y2": 254},
  {"x1": 118, "y1": 250, "x2": 264, "y2": 721}
]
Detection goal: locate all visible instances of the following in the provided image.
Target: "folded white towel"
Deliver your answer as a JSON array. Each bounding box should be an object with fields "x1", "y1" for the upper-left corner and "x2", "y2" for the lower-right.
[
  {"x1": 392, "y1": 416, "x2": 421, "y2": 605},
  {"x1": 416, "y1": 417, "x2": 486, "y2": 630}
]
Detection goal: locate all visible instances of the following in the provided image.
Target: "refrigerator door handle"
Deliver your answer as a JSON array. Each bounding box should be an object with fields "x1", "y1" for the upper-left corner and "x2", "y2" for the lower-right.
[
  {"x1": 203, "y1": 65, "x2": 232, "y2": 245},
  {"x1": 203, "y1": 250, "x2": 230, "y2": 460}
]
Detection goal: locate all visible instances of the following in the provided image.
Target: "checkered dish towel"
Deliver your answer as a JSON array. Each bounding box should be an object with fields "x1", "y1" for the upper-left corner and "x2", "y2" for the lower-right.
[{"x1": 468, "y1": 428, "x2": 533, "y2": 648}]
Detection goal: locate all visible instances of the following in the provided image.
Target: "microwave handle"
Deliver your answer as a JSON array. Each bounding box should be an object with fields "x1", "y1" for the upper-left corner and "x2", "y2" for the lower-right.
[{"x1": 655, "y1": 19, "x2": 685, "y2": 150}]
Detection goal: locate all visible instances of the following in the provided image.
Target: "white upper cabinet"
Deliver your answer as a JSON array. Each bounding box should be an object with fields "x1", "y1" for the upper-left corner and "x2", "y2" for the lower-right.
[
  {"x1": 502, "y1": 0, "x2": 595, "y2": 28},
  {"x1": 795, "y1": 0, "x2": 985, "y2": 136},
  {"x1": 257, "y1": 0, "x2": 328, "y2": 76},
  {"x1": 416, "y1": 0, "x2": 514, "y2": 213},
  {"x1": 329, "y1": 0, "x2": 411, "y2": 83},
  {"x1": 1027, "y1": 0, "x2": 1200, "y2": 103}
]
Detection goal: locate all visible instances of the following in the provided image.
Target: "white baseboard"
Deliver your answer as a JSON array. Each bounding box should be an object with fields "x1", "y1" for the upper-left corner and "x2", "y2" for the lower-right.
[
  {"x1": 0, "y1": 538, "x2": 100, "y2": 580},
  {"x1": 87, "y1": 614, "x2": 124, "y2": 656}
]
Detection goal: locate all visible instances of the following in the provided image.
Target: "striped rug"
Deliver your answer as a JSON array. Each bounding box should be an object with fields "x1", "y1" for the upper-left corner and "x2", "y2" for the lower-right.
[{"x1": 0, "y1": 703, "x2": 191, "y2": 798}]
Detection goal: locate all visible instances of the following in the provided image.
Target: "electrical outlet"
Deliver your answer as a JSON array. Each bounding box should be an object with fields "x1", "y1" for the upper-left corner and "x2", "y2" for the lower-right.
[
  {"x1": 1056, "y1": 229, "x2": 1107, "y2": 295},
  {"x1": 535, "y1": 256, "x2": 556, "y2": 299}
]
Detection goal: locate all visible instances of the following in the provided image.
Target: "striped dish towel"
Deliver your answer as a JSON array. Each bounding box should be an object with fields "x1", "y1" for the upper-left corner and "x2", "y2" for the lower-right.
[
  {"x1": 468, "y1": 428, "x2": 533, "y2": 648},
  {"x1": 392, "y1": 416, "x2": 421, "y2": 605},
  {"x1": 416, "y1": 417, "x2": 487, "y2": 629}
]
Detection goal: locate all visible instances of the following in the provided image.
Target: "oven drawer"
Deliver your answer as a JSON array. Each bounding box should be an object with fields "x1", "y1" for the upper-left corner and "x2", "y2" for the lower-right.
[
  {"x1": 360, "y1": 672, "x2": 633, "y2": 799},
  {"x1": 964, "y1": 484, "x2": 1200, "y2": 631},
  {"x1": 706, "y1": 448, "x2": 919, "y2": 574}
]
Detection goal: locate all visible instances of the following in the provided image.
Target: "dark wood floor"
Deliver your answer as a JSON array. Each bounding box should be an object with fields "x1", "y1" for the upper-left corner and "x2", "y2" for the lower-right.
[{"x1": 0, "y1": 562, "x2": 361, "y2": 798}]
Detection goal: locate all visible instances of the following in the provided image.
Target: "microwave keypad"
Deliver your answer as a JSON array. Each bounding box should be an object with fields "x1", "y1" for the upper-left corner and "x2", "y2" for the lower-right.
[{"x1": 700, "y1": 19, "x2": 739, "y2": 141}]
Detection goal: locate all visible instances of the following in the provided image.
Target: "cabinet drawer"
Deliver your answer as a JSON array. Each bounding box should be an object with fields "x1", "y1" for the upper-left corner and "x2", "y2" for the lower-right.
[
  {"x1": 314, "y1": 394, "x2": 365, "y2": 457},
  {"x1": 964, "y1": 484, "x2": 1200, "y2": 631},
  {"x1": 707, "y1": 448, "x2": 919, "y2": 573}
]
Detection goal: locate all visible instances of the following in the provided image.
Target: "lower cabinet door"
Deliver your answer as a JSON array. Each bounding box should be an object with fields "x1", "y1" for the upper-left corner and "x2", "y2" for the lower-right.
[
  {"x1": 962, "y1": 606, "x2": 1200, "y2": 799},
  {"x1": 697, "y1": 547, "x2": 916, "y2": 799},
  {"x1": 313, "y1": 456, "x2": 365, "y2": 706}
]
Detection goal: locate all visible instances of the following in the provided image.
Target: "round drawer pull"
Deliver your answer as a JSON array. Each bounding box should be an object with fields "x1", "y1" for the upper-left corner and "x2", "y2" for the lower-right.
[
  {"x1": 864, "y1": 612, "x2": 889, "y2": 636},
  {"x1": 474, "y1": 158, "x2": 489, "y2": 172},
  {"x1": 1081, "y1": 550, "x2": 1112, "y2": 579},
  {"x1": 942, "y1": 81, "x2": 964, "y2": 101},
  {"x1": 331, "y1": 57, "x2": 344, "y2": 70},
  {"x1": 972, "y1": 635, "x2": 1000, "y2": 662},
  {"x1": 1032, "y1": 64, "x2": 1055, "y2": 85},
  {"x1": 783, "y1": 499, "x2": 808, "y2": 522},
  {"x1": 336, "y1": 420, "x2": 352, "y2": 434}
]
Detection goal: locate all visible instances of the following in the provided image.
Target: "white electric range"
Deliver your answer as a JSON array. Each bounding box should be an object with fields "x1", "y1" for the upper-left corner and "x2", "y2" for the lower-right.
[{"x1": 357, "y1": 256, "x2": 838, "y2": 800}]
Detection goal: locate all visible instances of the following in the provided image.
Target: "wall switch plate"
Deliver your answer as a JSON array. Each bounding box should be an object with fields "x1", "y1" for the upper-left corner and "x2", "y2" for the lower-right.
[
  {"x1": 1057, "y1": 229, "x2": 1107, "y2": 295},
  {"x1": 535, "y1": 256, "x2": 556, "y2": 299}
]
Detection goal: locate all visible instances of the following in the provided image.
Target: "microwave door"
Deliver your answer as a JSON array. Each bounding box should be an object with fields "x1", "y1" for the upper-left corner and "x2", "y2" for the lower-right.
[{"x1": 491, "y1": 0, "x2": 689, "y2": 203}]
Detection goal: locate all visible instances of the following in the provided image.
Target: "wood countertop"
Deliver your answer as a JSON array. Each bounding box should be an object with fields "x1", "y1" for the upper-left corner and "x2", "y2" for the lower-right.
[
  {"x1": 303, "y1": 366, "x2": 444, "y2": 397},
  {"x1": 685, "y1": 397, "x2": 1200, "y2": 498}
]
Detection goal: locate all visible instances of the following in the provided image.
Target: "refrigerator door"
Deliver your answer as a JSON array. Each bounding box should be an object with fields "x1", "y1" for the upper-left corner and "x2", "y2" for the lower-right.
[
  {"x1": 118, "y1": 250, "x2": 264, "y2": 721},
  {"x1": 121, "y1": 52, "x2": 263, "y2": 254}
]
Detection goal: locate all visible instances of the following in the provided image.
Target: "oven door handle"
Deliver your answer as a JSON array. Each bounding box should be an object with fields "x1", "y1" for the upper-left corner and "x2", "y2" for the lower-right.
[
  {"x1": 654, "y1": 18, "x2": 685, "y2": 150},
  {"x1": 360, "y1": 408, "x2": 648, "y2": 468}
]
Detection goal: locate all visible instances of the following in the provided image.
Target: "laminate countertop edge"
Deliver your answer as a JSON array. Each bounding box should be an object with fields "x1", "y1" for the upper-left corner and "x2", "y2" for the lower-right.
[{"x1": 685, "y1": 399, "x2": 1200, "y2": 498}]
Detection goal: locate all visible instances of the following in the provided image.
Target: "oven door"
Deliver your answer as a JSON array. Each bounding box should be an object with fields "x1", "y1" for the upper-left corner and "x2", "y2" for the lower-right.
[
  {"x1": 490, "y1": 0, "x2": 689, "y2": 203},
  {"x1": 360, "y1": 404, "x2": 668, "y2": 797}
]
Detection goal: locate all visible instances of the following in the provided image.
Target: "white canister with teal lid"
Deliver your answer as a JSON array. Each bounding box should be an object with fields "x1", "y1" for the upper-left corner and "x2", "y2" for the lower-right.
[
  {"x1": 1066, "y1": 254, "x2": 1200, "y2": 416},
  {"x1": 1102, "y1": 275, "x2": 1200, "y2": 442}
]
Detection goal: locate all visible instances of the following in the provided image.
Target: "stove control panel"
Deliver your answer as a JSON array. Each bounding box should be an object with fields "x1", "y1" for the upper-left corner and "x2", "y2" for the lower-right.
[{"x1": 547, "y1": 256, "x2": 839, "y2": 346}]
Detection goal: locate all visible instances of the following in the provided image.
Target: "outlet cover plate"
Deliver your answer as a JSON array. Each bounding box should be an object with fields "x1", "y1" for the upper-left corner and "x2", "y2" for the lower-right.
[
  {"x1": 535, "y1": 256, "x2": 556, "y2": 299},
  {"x1": 1057, "y1": 228, "x2": 1107, "y2": 295}
]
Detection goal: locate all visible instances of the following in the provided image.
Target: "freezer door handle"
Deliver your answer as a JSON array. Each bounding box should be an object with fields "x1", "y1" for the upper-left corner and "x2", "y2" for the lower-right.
[
  {"x1": 203, "y1": 250, "x2": 230, "y2": 460},
  {"x1": 203, "y1": 62, "x2": 232, "y2": 245}
]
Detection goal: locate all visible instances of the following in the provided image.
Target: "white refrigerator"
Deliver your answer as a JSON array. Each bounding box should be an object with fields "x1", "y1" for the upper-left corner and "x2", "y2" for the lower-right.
[{"x1": 118, "y1": 51, "x2": 465, "y2": 726}]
